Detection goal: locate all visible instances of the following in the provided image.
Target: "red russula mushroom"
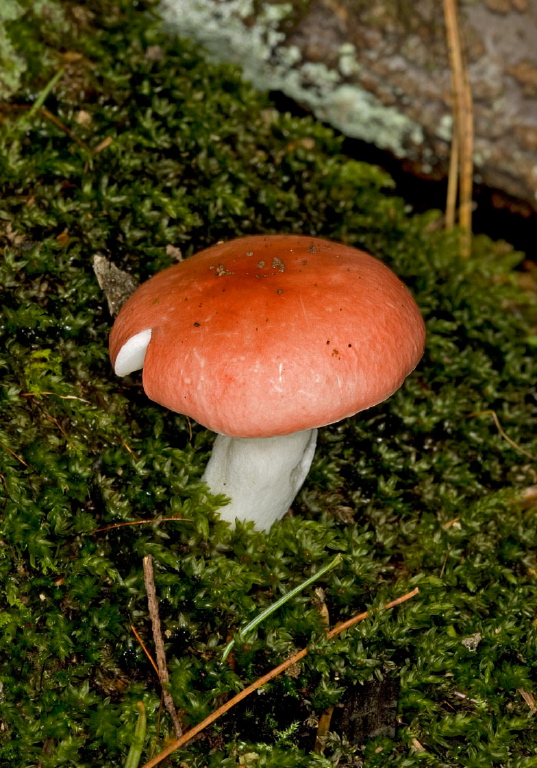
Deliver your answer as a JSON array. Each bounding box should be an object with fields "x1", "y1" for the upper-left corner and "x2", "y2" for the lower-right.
[{"x1": 109, "y1": 235, "x2": 425, "y2": 530}]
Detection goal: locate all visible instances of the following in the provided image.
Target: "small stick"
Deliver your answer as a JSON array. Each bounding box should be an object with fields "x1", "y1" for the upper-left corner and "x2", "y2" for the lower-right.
[
  {"x1": 31, "y1": 106, "x2": 90, "y2": 151},
  {"x1": 458, "y1": 70, "x2": 474, "y2": 257},
  {"x1": 143, "y1": 556, "x2": 183, "y2": 738},
  {"x1": 141, "y1": 587, "x2": 419, "y2": 768}
]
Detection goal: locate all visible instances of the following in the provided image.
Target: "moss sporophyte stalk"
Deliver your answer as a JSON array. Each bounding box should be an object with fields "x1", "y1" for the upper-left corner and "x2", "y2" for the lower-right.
[{"x1": 0, "y1": 1, "x2": 536, "y2": 766}]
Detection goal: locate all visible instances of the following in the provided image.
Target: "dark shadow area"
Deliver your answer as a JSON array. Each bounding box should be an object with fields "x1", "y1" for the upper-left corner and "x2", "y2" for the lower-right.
[{"x1": 330, "y1": 677, "x2": 400, "y2": 745}]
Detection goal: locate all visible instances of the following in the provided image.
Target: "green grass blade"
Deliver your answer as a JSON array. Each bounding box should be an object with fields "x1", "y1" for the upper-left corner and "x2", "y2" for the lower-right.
[
  {"x1": 221, "y1": 553, "x2": 342, "y2": 661},
  {"x1": 124, "y1": 701, "x2": 147, "y2": 768},
  {"x1": 25, "y1": 68, "x2": 65, "y2": 120}
]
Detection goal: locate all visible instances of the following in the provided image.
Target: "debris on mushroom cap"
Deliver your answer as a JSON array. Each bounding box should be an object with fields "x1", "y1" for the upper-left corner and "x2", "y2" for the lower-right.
[{"x1": 109, "y1": 235, "x2": 426, "y2": 438}]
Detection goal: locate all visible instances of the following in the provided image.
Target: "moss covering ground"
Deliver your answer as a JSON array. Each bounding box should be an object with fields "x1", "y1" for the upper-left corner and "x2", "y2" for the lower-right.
[{"x1": 1, "y1": 1, "x2": 537, "y2": 766}]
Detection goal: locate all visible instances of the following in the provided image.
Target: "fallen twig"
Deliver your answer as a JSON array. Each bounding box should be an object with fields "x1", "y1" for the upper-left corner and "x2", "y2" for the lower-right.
[
  {"x1": 143, "y1": 555, "x2": 183, "y2": 738},
  {"x1": 141, "y1": 587, "x2": 420, "y2": 768}
]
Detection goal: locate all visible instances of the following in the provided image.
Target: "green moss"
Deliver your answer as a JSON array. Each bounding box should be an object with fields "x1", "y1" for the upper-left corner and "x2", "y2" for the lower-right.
[
  {"x1": 0, "y1": 1, "x2": 26, "y2": 100},
  {"x1": 0, "y1": 1, "x2": 536, "y2": 766},
  {"x1": 0, "y1": 0, "x2": 74, "y2": 100}
]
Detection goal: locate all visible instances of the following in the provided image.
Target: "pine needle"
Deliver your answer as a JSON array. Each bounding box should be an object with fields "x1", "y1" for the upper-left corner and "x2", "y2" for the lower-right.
[
  {"x1": 468, "y1": 409, "x2": 536, "y2": 461},
  {"x1": 92, "y1": 517, "x2": 192, "y2": 534},
  {"x1": 443, "y1": 0, "x2": 474, "y2": 257}
]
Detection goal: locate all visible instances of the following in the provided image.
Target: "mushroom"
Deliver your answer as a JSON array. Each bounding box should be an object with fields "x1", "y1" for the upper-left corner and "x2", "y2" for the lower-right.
[{"x1": 109, "y1": 235, "x2": 425, "y2": 531}]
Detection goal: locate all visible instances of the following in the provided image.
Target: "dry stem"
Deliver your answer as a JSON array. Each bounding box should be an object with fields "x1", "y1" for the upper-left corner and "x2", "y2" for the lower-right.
[{"x1": 143, "y1": 555, "x2": 183, "y2": 738}]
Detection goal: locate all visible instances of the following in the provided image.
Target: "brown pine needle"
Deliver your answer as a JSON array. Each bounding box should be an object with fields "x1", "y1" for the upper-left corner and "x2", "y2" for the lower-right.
[
  {"x1": 20, "y1": 391, "x2": 91, "y2": 403},
  {"x1": 131, "y1": 624, "x2": 160, "y2": 677},
  {"x1": 92, "y1": 136, "x2": 114, "y2": 153},
  {"x1": 468, "y1": 410, "x2": 536, "y2": 461},
  {"x1": 412, "y1": 737, "x2": 426, "y2": 752},
  {"x1": 42, "y1": 410, "x2": 72, "y2": 446},
  {"x1": 326, "y1": 587, "x2": 419, "y2": 638},
  {"x1": 121, "y1": 438, "x2": 137, "y2": 458},
  {"x1": 314, "y1": 587, "x2": 333, "y2": 754},
  {"x1": 185, "y1": 416, "x2": 193, "y2": 442},
  {"x1": 518, "y1": 688, "x2": 537, "y2": 713},
  {"x1": 443, "y1": 0, "x2": 474, "y2": 257},
  {"x1": 445, "y1": 124, "x2": 459, "y2": 230},
  {"x1": 16, "y1": 388, "x2": 143, "y2": 462},
  {"x1": 459, "y1": 63, "x2": 474, "y2": 258},
  {"x1": 141, "y1": 587, "x2": 420, "y2": 768},
  {"x1": 1, "y1": 104, "x2": 91, "y2": 152},
  {"x1": 91, "y1": 517, "x2": 192, "y2": 534},
  {"x1": 41, "y1": 107, "x2": 92, "y2": 151},
  {"x1": 0, "y1": 440, "x2": 28, "y2": 467}
]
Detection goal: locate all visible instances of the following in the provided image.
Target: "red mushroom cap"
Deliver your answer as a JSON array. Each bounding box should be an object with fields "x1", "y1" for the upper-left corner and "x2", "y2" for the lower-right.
[{"x1": 109, "y1": 235, "x2": 425, "y2": 438}]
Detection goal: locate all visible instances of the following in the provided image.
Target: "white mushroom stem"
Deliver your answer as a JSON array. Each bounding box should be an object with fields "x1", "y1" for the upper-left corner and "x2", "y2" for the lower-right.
[{"x1": 202, "y1": 429, "x2": 318, "y2": 531}]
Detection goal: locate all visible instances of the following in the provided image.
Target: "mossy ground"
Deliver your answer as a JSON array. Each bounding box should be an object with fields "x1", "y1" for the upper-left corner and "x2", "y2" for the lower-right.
[{"x1": 1, "y1": 2, "x2": 537, "y2": 766}]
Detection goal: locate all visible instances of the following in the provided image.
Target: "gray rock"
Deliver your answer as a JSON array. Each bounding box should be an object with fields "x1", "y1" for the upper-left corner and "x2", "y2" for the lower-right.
[{"x1": 160, "y1": 0, "x2": 537, "y2": 213}]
